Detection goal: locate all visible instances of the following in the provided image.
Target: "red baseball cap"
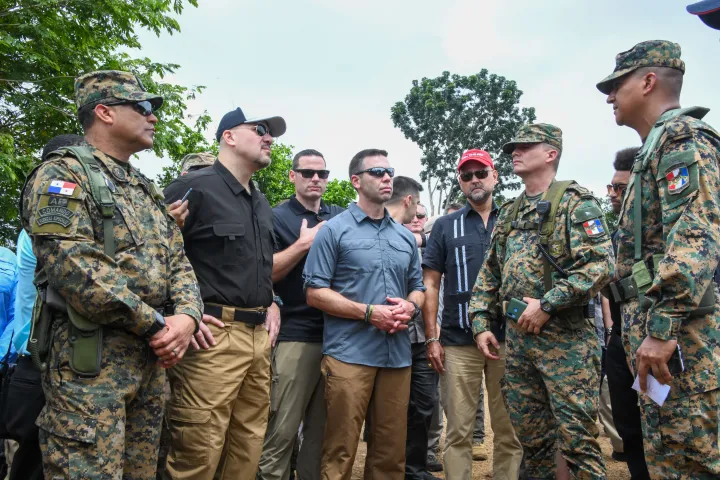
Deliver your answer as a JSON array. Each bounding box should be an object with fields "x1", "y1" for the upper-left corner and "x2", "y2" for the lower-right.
[{"x1": 457, "y1": 149, "x2": 494, "y2": 171}]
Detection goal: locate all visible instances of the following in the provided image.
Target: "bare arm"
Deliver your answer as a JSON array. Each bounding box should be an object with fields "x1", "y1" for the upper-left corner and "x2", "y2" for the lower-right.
[
  {"x1": 601, "y1": 296, "x2": 613, "y2": 329},
  {"x1": 306, "y1": 287, "x2": 366, "y2": 320},
  {"x1": 422, "y1": 268, "x2": 441, "y2": 340}
]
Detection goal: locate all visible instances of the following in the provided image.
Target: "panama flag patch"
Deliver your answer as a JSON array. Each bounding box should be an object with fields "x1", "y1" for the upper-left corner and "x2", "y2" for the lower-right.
[
  {"x1": 47, "y1": 180, "x2": 77, "y2": 196},
  {"x1": 583, "y1": 219, "x2": 605, "y2": 237},
  {"x1": 665, "y1": 167, "x2": 689, "y2": 194}
]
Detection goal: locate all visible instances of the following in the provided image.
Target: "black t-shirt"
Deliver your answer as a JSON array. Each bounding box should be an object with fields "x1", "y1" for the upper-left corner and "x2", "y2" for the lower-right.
[
  {"x1": 422, "y1": 203, "x2": 503, "y2": 345},
  {"x1": 273, "y1": 195, "x2": 344, "y2": 342},
  {"x1": 164, "y1": 161, "x2": 275, "y2": 308}
]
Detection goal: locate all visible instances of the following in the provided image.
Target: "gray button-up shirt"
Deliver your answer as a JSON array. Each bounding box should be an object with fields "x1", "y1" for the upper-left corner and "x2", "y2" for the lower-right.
[
  {"x1": 408, "y1": 249, "x2": 425, "y2": 344},
  {"x1": 303, "y1": 203, "x2": 426, "y2": 368}
]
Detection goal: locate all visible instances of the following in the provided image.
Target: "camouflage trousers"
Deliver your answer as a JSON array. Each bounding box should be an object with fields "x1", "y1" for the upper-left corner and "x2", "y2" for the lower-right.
[
  {"x1": 502, "y1": 318, "x2": 605, "y2": 480},
  {"x1": 37, "y1": 321, "x2": 165, "y2": 480}
]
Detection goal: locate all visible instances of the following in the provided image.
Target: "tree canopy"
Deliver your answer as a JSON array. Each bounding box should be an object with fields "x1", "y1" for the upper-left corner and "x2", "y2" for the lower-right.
[{"x1": 391, "y1": 70, "x2": 536, "y2": 215}]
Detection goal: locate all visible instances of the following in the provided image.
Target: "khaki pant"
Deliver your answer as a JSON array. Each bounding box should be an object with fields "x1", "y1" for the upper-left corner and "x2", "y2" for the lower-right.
[
  {"x1": 164, "y1": 319, "x2": 271, "y2": 480},
  {"x1": 599, "y1": 376, "x2": 623, "y2": 454},
  {"x1": 258, "y1": 341, "x2": 325, "y2": 480},
  {"x1": 441, "y1": 344, "x2": 522, "y2": 480},
  {"x1": 321, "y1": 355, "x2": 411, "y2": 480}
]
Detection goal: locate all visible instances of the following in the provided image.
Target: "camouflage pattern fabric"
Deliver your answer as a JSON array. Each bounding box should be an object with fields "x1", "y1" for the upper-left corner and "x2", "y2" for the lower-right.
[
  {"x1": 501, "y1": 123, "x2": 563, "y2": 154},
  {"x1": 75, "y1": 70, "x2": 164, "y2": 110},
  {"x1": 470, "y1": 183, "x2": 613, "y2": 479},
  {"x1": 616, "y1": 109, "x2": 720, "y2": 477},
  {"x1": 22, "y1": 145, "x2": 203, "y2": 478},
  {"x1": 180, "y1": 152, "x2": 215, "y2": 175},
  {"x1": 596, "y1": 40, "x2": 685, "y2": 94}
]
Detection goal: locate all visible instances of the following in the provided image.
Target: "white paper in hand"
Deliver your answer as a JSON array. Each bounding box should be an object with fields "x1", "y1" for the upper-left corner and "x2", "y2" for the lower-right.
[{"x1": 632, "y1": 374, "x2": 671, "y2": 406}]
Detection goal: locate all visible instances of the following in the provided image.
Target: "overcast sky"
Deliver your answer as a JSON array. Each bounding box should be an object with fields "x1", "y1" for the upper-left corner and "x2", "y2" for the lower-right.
[{"x1": 132, "y1": 0, "x2": 720, "y2": 213}]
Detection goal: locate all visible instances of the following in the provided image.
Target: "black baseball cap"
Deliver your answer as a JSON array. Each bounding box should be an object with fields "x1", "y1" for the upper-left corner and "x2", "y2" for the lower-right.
[{"x1": 215, "y1": 107, "x2": 286, "y2": 142}]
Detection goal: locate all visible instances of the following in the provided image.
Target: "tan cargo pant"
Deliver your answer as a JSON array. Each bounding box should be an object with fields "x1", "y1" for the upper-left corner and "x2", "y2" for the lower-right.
[
  {"x1": 164, "y1": 319, "x2": 271, "y2": 480},
  {"x1": 258, "y1": 341, "x2": 325, "y2": 480},
  {"x1": 441, "y1": 344, "x2": 522, "y2": 480}
]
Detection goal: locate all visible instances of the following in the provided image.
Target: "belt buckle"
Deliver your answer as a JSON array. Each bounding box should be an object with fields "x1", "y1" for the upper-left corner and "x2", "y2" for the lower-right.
[{"x1": 245, "y1": 322, "x2": 255, "y2": 329}]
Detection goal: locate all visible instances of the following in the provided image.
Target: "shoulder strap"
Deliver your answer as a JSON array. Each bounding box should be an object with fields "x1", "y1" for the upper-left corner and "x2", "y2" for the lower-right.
[
  {"x1": 63, "y1": 146, "x2": 116, "y2": 257},
  {"x1": 539, "y1": 180, "x2": 575, "y2": 242}
]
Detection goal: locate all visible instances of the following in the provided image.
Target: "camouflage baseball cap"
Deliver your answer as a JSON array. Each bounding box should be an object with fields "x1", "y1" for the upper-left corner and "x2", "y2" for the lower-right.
[
  {"x1": 74, "y1": 70, "x2": 164, "y2": 111},
  {"x1": 180, "y1": 152, "x2": 215, "y2": 174},
  {"x1": 502, "y1": 123, "x2": 563, "y2": 154},
  {"x1": 596, "y1": 40, "x2": 685, "y2": 95}
]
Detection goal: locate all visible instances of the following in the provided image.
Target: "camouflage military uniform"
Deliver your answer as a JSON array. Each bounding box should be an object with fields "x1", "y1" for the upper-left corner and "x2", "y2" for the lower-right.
[
  {"x1": 21, "y1": 71, "x2": 203, "y2": 479},
  {"x1": 470, "y1": 124, "x2": 613, "y2": 480},
  {"x1": 180, "y1": 152, "x2": 215, "y2": 175},
  {"x1": 598, "y1": 41, "x2": 720, "y2": 478}
]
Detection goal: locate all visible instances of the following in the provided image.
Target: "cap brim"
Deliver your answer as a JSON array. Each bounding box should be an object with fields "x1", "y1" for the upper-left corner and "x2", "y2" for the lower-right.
[
  {"x1": 596, "y1": 67, "x2": 637, "y2": 94},
  {"x1": 687, "y1": 0, "x2": 720, "y2": 14},
  {"x1": 502, "y1": 142, "x2": 516, "y2": 154},
  {"x1": 246, "y1": 115, "x2": 286, "y2": 137}
]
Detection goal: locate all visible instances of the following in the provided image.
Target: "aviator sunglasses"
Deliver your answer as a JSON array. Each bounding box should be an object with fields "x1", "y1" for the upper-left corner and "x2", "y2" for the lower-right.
[
  {"x1": 353, "y1": 167, "x2": 395, "y2": 178},
  {"x1": 459, "y1": 169, "x2": 492, "y2": 182},
  {"x1": 294, "y1": 169, "x2": 330, "y2": 179}
]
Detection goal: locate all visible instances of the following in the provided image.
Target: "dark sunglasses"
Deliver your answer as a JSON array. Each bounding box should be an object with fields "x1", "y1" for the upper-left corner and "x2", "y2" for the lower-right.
[
  {"x1": 354, "y1": 167, "x2": 395, "y2": 178},
  {"x1": 243, "y1": 123, "x2": 270, "y2": 137},
  {"x1": 607, "y1": 183, "x2": 628, "y2": 194},
  {"x1": 459, "y1": 169, "x2": 492, "y2": 182},
  {"x1": 415, "y1": 213, "x2": 427, "y2": 219},
  {"x1": 105, "y1": 100, "x2": 156, "y2": 117},
  {"x1": 294, "y1": 169, "x2": 330, "y2": 179}
]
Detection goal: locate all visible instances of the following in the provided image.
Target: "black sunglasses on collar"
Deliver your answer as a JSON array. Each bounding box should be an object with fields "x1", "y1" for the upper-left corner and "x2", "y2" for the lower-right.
[
  {"x1": 354, "y1": 167, "x2": 395, "y2": 178},
  {"x1": 294, "y1": 169, "x2": 330, "y2": 179},
  {"x1": 103, "y1": 100, "x2": 156, "y2": 117}
]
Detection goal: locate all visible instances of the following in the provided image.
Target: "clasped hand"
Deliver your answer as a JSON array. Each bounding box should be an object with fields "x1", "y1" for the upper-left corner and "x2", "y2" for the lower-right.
[{"x1": 369, "y1": 297, "x2": 413, "y2": 334}]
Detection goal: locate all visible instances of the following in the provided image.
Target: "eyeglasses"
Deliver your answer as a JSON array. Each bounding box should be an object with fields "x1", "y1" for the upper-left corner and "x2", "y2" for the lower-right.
[
  {"x1": 104, "y1": 100, "x2": 156, "y2": 117},
  {"x1": 242, "y1": 123, "x2": 270, "y2": 137},
  {"x1": 353, "y1": 167, "x2": 395, "y2": 178},
  {"x1": 415, "y1": 213, "x2": 427, "y2": 219},
  {"x1": 607, "y1": 183, "x2": 628, "y2": 194},
  {"x1": 459, "y1": 170, "x2": 492, "y2": 182},
  {"x1": 294, "y1": 169, "x2": 330, "y2": 179}
]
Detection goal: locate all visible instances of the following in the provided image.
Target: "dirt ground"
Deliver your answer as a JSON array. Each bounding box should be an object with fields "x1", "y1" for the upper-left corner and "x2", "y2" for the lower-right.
[{"x1": 351, "y1": 396, "x2": 631, "y2": 480}]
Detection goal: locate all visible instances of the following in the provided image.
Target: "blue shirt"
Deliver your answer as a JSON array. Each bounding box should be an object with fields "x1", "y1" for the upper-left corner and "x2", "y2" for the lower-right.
[
  {"x1": 0, "y1": 245, "x2": 18, "y2": 359},
  {"x1": 10, "y1": 230, "x2": 37, "y2": 356},
  {"x1": 303, "y1": 203, "x2": 425, "y2": 368}
]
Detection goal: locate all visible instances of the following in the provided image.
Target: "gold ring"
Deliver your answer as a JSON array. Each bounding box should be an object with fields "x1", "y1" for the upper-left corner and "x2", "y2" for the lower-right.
[
  {"x1": 427, "y1": 363, "x2": 432, "y2": 367},
  {"x1": 171, "y1": 349, "x2": 178, "y2": 357}
]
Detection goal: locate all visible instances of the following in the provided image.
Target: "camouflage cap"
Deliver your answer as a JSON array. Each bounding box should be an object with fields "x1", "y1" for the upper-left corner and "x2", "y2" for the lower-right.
[
  {"x1": 74, "y1": 70, "x2": 164, "y2": 111},
  {"x1": 180, "y1": 152, "x2": 215, "y2": 174},
  {"x1": 596, "y1": 40, "x2": 685, "y2": 95},
  {"x1": 502, "y1": 123, "x2": 562, "y2": 154}
]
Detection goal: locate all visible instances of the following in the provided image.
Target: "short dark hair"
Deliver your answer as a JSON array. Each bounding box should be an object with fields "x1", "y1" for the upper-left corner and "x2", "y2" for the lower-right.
[
  {"x1": 292, "y1": 149, "x2": 325, "y2": 170},
  {"x1": 614, "y1": 146, "x2": 640, "y2": 172},
  {"x1": 636, "y1": 66, "x2": 683, "y2": 99},
  {"x1": 42, "y1": 134, "x2": 86, "y2": 161},
  {"x1": 387, "y1": 176, "x2": 423, "y2": 205},
  {"x1": 349, "y1": 149, "x2": 388, "y2": 179},
  {"x1": 77, "y1": 105, "x2": 96, "y2": 131}
]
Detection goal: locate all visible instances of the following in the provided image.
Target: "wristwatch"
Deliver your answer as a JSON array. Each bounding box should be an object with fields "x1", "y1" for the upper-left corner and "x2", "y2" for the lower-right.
[
  {"x1": 410, "y1": 301, "x2": 421, "y2": 320},
  {"x1": 273, "y1": 295, "x2": 284, "y2": 307},
  {"x1": 539, "y1": 298, "x2": 557, "y2": 316},
  {"x1": 146, "y1": 311, "x2": 166, "y2": 338}
]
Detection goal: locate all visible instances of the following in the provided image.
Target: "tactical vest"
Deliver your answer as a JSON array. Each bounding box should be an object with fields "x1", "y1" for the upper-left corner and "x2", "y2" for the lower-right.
[
  {"x1": 608, "y1": 107, "x2": 717, "y2": 318},
  {"x1": 25, "y1": 146, "x2": 117, "y2": 376},
  {"x1": 495, "y1": 180, "x2": 596, "y2": 329}
]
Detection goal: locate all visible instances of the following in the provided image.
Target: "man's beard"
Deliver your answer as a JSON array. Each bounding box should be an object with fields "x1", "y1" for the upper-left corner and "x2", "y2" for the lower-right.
[{"x1": 468, "y1": 187, "x2": 490, "y2": 204}]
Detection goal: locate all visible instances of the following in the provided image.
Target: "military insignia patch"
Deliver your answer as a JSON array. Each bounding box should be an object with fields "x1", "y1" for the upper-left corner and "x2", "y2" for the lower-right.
[
  {"x1": 665, "y1": 166, "x2": 689, "y2": 194},
  {"x1": 549, "y1": 241, "x2": 564, "y2": 257},
  {"x1": 583, "y1": 219, "x2": 605, "y2": 237},
  {"x1": 47, "y1": 180, "x2": 77, "y2": 196},
  {"x1": 111, "y1": 166, "x2": 127, "y2": 182},
  {"x1": 36, "y1": 206, "x2": 74, "y2": 228}
]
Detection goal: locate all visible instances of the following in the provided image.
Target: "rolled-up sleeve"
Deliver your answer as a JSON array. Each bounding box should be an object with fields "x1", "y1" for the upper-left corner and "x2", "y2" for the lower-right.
[
  {"x1": 408, "y1": 243, "x2": 426, "y2": 293},
  {"x1": 303, "y1": 225, "x2": 338, "y2": 290}
]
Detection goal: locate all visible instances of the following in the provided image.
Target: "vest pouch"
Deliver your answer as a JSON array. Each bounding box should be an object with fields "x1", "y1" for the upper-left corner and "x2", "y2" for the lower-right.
[
  {"x1": 557, "y1": 307, "x2": 588, "y2": 331},
  {"x1": 631, "y1": 260, "x2": 654, "y2": 311},
  {"x1": 66, "y1": 305, "x2": 102, "y2": 377}
]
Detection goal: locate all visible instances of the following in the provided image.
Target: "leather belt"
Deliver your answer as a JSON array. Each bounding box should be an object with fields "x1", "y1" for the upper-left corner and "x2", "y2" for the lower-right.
[
  {"x1": 204, "y1": 304, "x2": 267, "y2": 326},
  {"x1": 602, "y1": 277, "x2": 639, "y2": 303}
]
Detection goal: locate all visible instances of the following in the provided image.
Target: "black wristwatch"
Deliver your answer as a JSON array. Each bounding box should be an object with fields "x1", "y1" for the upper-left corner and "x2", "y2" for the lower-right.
[
  {"x1": 146, "y1": 311, "x2": 166, "y2": 338},
  {"x1": 540, "y1": 298, "x2": 556, "y2": 316},
  {"x1": 410, "y1": 301, "x2": 421, "y2": 320}
]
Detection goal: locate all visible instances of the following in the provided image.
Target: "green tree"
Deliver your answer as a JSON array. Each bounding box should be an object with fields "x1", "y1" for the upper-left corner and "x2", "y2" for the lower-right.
[
  {"x1": 323, "y1": 179, "x2": 357, "y2": 208},
  {"x1": 0, "y1": 0, "x2": 205, "y2": 246},
  {"x1": 391, "y1": 70, "x2": 536, "y2": 215},
  {"x1": 598, "y1": 197, "x2": 619, "y2": 233}
]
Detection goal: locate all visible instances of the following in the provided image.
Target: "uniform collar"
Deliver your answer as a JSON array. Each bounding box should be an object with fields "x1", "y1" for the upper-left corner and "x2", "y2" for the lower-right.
[
  {"x1": 93, "y1": 148, "x2": 133, "y2": 184},
  {"x1": 288, "y1": 194, "x2": 329, "y2": 216},
  {"x1": 348, "y1": 202, "x2": 393, "y2": 226},
  {"x1": 462, "y1": 200, "x2": 499, "y2": 217},
  {"x1": 214, "y1": 160, "x2": 255, "y2": 197}
]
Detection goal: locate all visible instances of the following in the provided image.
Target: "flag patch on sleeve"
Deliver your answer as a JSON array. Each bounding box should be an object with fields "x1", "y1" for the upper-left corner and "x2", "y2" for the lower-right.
[
  {"x1": 665, "y1": 167, "x2": 689, "y2": 194},
  {"x1": 583, "y1": 219, "x2": 605, "y2": 237},
  {"x1": 47, "y1": 180, "x2": 77, "y2": 196}
]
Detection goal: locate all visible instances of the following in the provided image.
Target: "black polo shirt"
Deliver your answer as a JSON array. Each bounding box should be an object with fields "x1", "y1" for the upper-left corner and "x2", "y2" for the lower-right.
[
  {"x1": 422, "y1": 202, "x2": 504, "y2": 345},
  {"x1": 164, "y1": 160, "x2": 275, "y2": 309},
  {"x1": 273, "y1": 195, "x2": 344, "y2": 342}
]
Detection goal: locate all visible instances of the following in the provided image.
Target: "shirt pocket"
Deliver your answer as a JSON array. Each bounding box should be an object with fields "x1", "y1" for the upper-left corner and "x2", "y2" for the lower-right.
[
  {"x1": 212, "y1": 223, "x2": 246, "y2": 266},
  {"x1": 339, "y1": 239, "x2": 377, "y2": 272},
  {"x1": 387, "y1": 240, "x2": 413, "y2": 272},
  {"x1": 113, "y1": 197, "x2": 145, "y2": 252}
]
